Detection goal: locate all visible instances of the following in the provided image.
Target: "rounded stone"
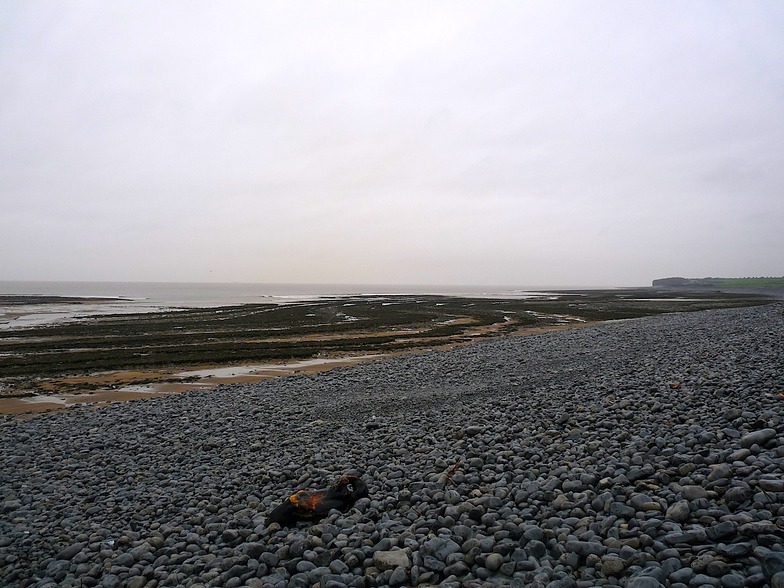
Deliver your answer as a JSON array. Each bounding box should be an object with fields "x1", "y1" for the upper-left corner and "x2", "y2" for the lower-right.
[
  {"x1": 485, "y1": 553, "x2": 504, "y2": 572},
  {"x1": 665, "y1": 500, "x2": 690, "y2": 523},
  {"x1": 771, "y1": 572, "x2": 784, "y2": 588},
  {"x1": 626, "y1": 577, "x2": 664, "y2": 588},
  {"x1": 601, "y1": 556, "x2": 626, "y2": 577},
  {"x1": 740, "y1": 429, "x2": 776, "y2": 449}
]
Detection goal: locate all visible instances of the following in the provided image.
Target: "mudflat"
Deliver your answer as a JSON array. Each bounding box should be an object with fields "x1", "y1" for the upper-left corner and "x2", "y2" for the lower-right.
[
  {"x1": 1, "y1": 303, "x2": 782, "y2": 586},
  {"x1": 0, "y1": 288, "x2": 775, "y2": 415}
]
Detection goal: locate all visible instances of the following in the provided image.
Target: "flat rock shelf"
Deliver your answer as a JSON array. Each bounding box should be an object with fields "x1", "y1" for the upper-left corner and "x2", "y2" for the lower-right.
[{"x1": 1, "y1": 303, "x2": 783, "y2": 588}]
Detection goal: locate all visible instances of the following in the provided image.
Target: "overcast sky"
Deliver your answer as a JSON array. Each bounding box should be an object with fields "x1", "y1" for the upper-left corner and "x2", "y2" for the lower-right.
[{"x1": 2, "y1": 1, "x2": 782, "y2": 287}]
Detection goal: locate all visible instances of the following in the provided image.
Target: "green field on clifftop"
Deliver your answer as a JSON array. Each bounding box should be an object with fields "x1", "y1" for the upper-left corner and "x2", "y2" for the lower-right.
[{"x1": 653, "y1": 276, "x2": 784, "y2": 287}]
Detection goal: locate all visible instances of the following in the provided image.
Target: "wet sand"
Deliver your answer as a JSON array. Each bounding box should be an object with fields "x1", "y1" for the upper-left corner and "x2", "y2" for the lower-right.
[{"x1": 0, "y1": 355, "x2": 382, "y2": 415}]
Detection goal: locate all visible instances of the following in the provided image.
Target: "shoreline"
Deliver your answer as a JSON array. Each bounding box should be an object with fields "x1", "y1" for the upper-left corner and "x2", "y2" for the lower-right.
[{"x1": 2, "y1": 288, "x2": 777, "y2": 417}]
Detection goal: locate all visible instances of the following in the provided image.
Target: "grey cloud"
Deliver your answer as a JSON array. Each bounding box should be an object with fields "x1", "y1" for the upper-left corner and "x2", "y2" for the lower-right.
[{"x1": 1, "y1": 1, "x2": 782, "y2": 285}]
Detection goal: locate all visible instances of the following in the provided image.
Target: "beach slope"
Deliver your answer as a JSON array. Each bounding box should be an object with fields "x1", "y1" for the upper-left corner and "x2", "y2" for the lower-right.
[{"x1": 1, "y1": 303, "x2": 782, "y2": 587}]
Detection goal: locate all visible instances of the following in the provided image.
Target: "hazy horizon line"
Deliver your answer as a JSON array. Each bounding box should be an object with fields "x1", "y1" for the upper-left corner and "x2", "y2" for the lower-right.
[{"x1": 0, "y1": 278, "x2": 644, "y2": 289}]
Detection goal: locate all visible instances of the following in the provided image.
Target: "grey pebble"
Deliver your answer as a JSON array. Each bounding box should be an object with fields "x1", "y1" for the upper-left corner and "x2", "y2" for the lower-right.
[
  {"x1": 740, "y1": 428, "x2": 777, "y2": 449},
  {"x1": 565, "y1": 540, "x2": 606, "y2": 558},
  {"x1": 626, "y1": 576, "x2": 664, "y2": 588},
  {"x1": 372, "y1": 550, "x2": 410, "y2": 571},
  {"x1": 772, "y1": 572, "x2": 784, "y2": 588},
  {"x1": 721, "y1": 574, "x2": 745, "y2": 588},
  {"x1": 601, "y1": 556, "x2": 627, "y2": 576},
  {"x1": 717, "y1": 543, "x2": 753, "y2": 558},
  {"x1": 680, "y1": 485, "x2": 708, "y2": 500},
  {"x1": 484, "y1": 552, "x2": 504, "y2": 572},
  {"x1": 665, "y1": 500, "x2": 690, "y2": 523},
  {"x1": 759, "y1": 478, "x2": 784, "y2": 492},
  {"x1": 388, "y1": 565, "x2": 408, "y2": 585},
  {"x1": 56, "y1": 542, "x2": 87, "y2": 561},
  {"x1": 764, "y1": 553, "x2": 784, "y2": 581}
]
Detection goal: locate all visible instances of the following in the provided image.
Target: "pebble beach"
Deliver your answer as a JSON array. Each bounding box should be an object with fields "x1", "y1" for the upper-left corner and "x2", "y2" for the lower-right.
[{"x1": 2, "y1": 303, "x2": 783, "y2": 588}]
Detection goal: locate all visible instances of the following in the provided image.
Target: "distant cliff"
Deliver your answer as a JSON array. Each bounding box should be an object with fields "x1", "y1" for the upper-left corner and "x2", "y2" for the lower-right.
[{"x1": 653, "y1": 276, "x2": 784, "y2": 287}]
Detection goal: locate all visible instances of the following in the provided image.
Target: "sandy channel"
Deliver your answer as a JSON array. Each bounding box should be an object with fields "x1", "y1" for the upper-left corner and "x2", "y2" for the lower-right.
[{"x1": 0, "y1": 355, "x2": 381, "y2": 416}]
